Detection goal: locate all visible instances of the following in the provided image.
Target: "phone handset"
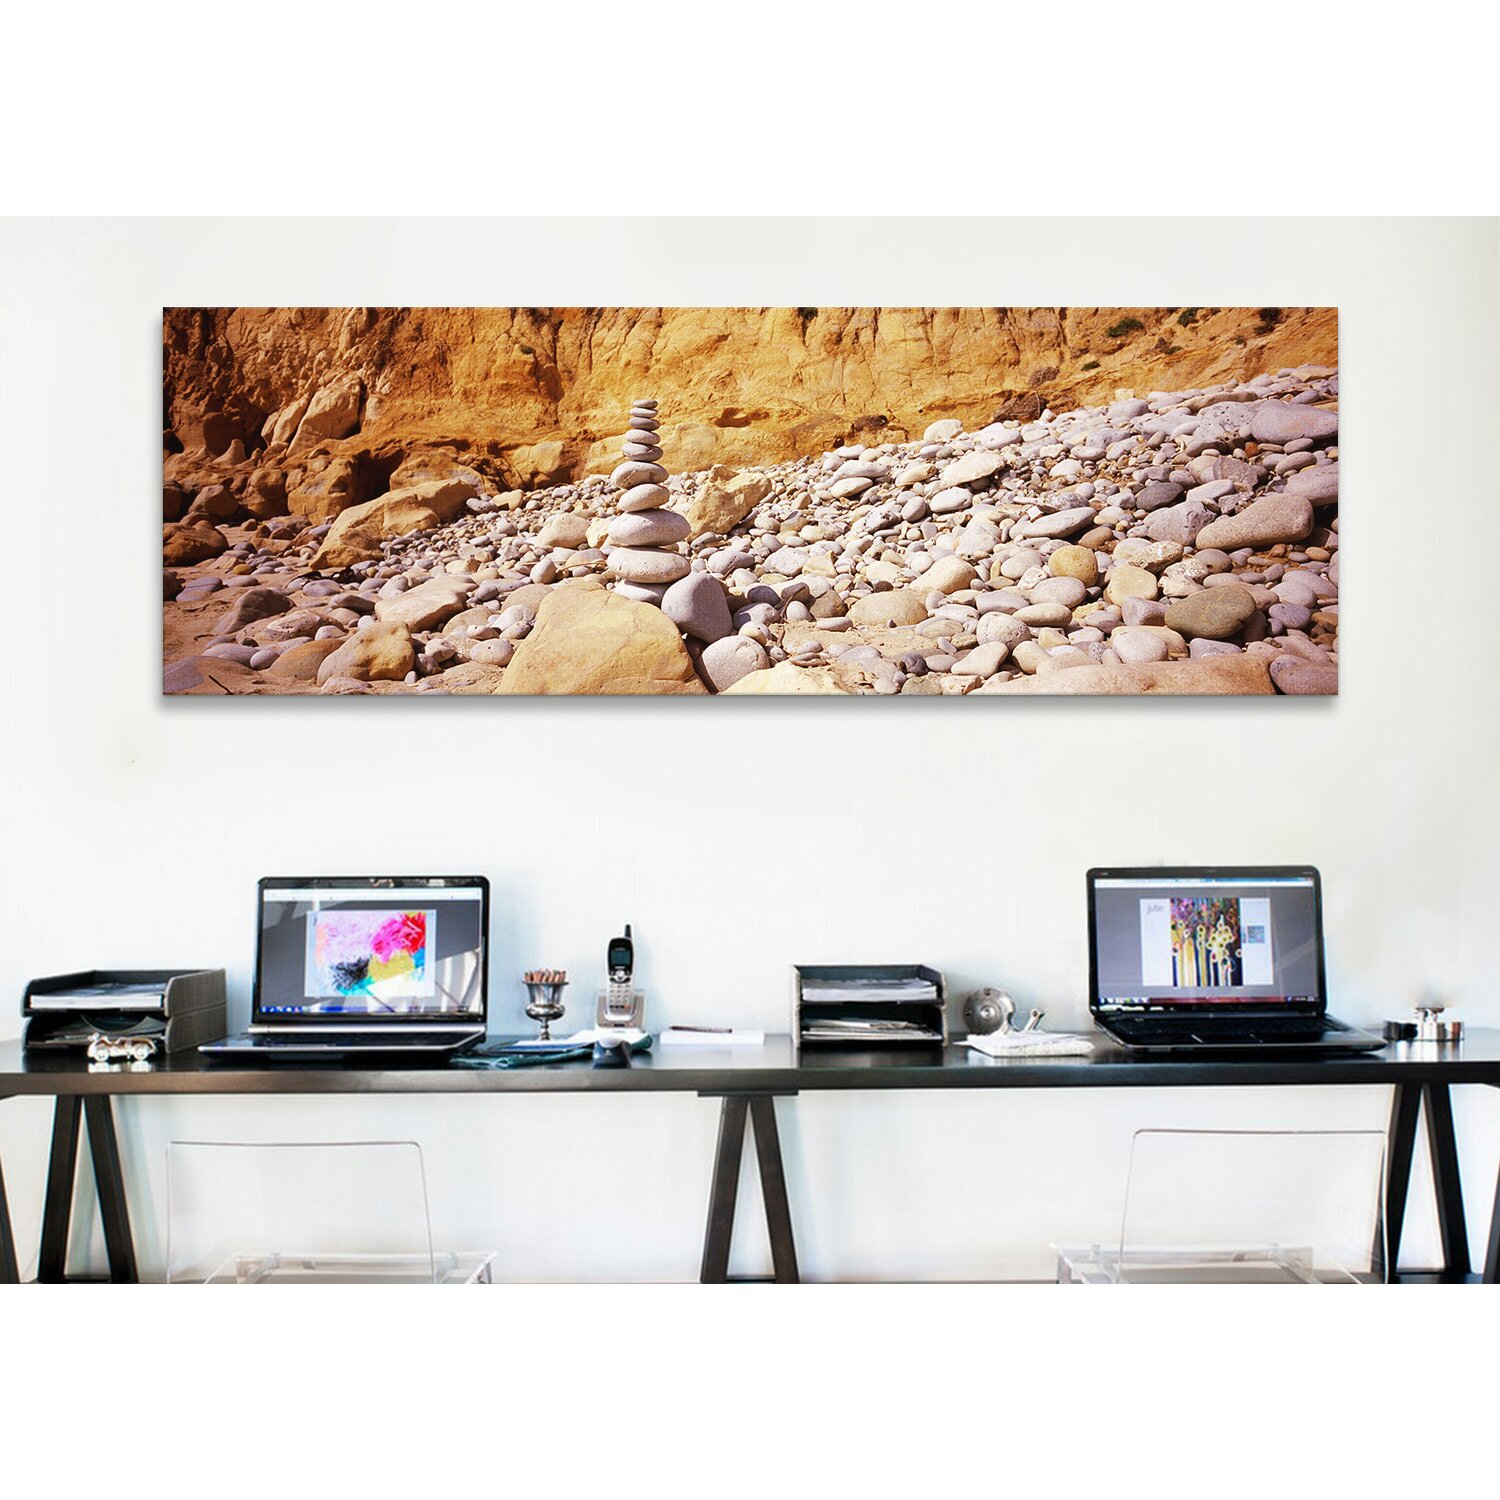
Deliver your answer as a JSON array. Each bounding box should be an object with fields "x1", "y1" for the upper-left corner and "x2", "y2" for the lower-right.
[{"x1": 598, "y1": 923, "x2": 644, "y2": 1029}]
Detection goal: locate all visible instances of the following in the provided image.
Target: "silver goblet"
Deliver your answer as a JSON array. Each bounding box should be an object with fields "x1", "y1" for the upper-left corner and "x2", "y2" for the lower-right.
[{"x1": 524, "y1": 980, "x2": 568, "y2": 1041}]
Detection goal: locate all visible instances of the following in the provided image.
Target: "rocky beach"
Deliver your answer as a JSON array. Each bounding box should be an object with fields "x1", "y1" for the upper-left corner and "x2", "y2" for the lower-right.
[{"x1": 162, "y1": 308, "x2": 1338, "y2": 696}]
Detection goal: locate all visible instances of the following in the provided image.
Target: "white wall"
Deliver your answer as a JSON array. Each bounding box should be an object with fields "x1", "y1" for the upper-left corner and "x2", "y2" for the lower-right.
[{"x1": 2, "y1": 216, "x2": 1496, "y2": 1281}]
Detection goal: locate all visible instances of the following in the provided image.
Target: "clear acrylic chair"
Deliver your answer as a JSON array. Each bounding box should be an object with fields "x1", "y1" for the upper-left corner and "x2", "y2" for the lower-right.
[
  {"x1": 166, "y1": 1139, "x2": 494, "y2": 1284},
  {"x1": 1058, "y1": 1128, "x2": 1388, "y2": 1284}
]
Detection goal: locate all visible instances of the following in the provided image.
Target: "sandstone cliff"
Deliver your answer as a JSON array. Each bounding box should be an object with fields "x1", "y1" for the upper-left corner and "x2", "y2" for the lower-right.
[{"x1": 164, "y1": 305, "x2": 1337, "y2": 492}]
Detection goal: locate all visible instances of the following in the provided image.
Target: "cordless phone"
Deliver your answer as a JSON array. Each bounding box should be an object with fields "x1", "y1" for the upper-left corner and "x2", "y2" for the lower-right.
[{"x1": 597, "y1": 923, "x2": 644, "y2": 1029}]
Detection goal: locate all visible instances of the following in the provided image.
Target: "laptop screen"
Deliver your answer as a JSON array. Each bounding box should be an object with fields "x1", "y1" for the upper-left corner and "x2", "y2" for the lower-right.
[
  {"x1": 255, "y1": 878, "x2": 487, "y2": 1021},
  {"x1": 1090, "y1": 870, "x2": 1323, "y2": 1012}
]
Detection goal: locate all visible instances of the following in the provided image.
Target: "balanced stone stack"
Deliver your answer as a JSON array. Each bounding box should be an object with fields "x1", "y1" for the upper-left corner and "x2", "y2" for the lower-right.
[{"x1": 605, "y1": 398, "x2": 690, "y2": 598}]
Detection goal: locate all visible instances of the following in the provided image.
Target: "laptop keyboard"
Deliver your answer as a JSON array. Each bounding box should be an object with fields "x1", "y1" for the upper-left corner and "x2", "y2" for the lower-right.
[{"x1": 1111, "y1": 1016, "x2": 1332, "y2": 1044}]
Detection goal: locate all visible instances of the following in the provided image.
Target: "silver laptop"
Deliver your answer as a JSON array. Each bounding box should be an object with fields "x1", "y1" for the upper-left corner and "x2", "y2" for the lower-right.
[
  {"x1": 201, "y1": 876, "x2": 488, "y2": 1060},
  {"x1": 1088, "y1": 866, "x2": 1384, "y2": 1053}
]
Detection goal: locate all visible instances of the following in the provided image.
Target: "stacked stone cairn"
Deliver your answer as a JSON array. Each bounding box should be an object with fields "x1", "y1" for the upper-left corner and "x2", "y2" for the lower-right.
[{"x1": 605, "y1": 398, "x2": 691, "y2": 599}]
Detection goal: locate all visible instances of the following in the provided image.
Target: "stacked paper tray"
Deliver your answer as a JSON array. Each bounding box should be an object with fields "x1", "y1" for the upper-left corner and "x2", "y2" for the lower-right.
[{"x1": 792, "y1": 964, "x2": 947, "y2": 1050}]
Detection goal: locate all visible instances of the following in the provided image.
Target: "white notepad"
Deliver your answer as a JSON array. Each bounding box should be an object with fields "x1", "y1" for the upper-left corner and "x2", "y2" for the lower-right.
[{"x1": 657, "y1": 1027, "x2": 766, "y2": 1047}]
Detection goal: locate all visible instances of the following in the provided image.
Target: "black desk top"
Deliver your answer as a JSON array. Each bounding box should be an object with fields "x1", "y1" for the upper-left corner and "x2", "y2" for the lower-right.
[{"x1": 3, "y1": 1032, "x2": 1500, "y2": 1097}]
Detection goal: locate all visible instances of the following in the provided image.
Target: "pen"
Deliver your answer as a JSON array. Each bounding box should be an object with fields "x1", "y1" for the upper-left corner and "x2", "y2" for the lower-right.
[{"x1": 671, "y1": 1025, "x2": 732, "y2": 1033}]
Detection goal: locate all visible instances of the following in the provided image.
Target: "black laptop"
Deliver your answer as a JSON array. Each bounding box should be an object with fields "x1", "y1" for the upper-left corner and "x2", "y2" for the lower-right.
[
  {"x1": 1087, "y1": 866, "x2": 1384, "y2": 1054},
  {"x1": 201, "y1": 876, "x2": 488, "y2": 1061}
]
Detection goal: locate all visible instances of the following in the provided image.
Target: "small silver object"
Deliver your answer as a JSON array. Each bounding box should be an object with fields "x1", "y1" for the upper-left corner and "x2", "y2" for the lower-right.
[
  {"x1": 1385, "y1": 1006, "x2": 1463, "y2": 1044},
  {"x1": 963, "y1": 987, "x2": 1014, "y2": 1036},
  {"x1": 1416, "y1": 1006, "x2": 1463, "y2": 1043},
  {"x1": 1023, "y1": 1008, "x2": 1044, "y2": 1033},
  {"x1": 86, "y1": 1033, "x2": 157, "y2": 1066}
]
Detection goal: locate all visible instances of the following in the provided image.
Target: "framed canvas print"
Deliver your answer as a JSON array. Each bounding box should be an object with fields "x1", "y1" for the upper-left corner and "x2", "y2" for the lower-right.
[{"x1": 162, "y1": 307, "x2": 1338, "y2": 696}]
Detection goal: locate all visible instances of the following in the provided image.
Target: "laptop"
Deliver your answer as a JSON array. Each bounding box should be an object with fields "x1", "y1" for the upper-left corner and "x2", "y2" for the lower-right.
[
  {"x1": 1087, "y1": 866, "x2": 1384, "y2": 1053},
  {"x1": 201, "y1": 876, "x2": 488, "y2": 1061}
]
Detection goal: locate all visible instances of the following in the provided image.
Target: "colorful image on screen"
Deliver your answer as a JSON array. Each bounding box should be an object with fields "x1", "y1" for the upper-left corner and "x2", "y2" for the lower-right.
[
  {"x1": 306, "y1": 909, "x2": 435, "y2": 1004},
  {"x1": 1168, "y1": 897, "x2": 1243, "y2": 987}
]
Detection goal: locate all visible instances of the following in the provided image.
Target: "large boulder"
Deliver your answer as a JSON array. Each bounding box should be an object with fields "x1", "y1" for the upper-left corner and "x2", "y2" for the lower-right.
[
  {"x1": 213, "y1": 586, "x2": 293, "y2": 635},
  {"x1": 287, "y1": 457, "x2": 363, "y2": 522},
  {"x1": 942, "y1": 449, "x2": 1004, "y2": 487},
  {"x1": 251, "y1": 606, "x2": 324, "y2": 643},
  {"x1": 1134, "y1": 480, "x2": 1184, "y2": 512},
  {"x1": 1113, "y1": 539, "x2": 1183, "y2": 573},
  {"x1": 1284, "y1": 462, "x2": 1339, "y2": 506},
  {"x1": 1143, "y1": 499, "x2": 1214, "y2": 547},
  {"x1": 1021, "y1": 506, "x2": 1095, "y2": 540},
  {"x1": 374, "y1": 576, "x2": 472, "y2": 631},
  {"x1": 699, "y1": 635, "x2": 769, "y2": 692},
  {"x1": 406, "y1": 478, "x2": 479, "y2": 521},
  {"x1": 162, "y1": 519, "x2": 228, "y2": 565},
  {"x1": 1270, "y1": 656, "x2": 1338, "y2": 695},
  {"x1": 497, "y1": 581, "x2": 707, "y2": 695},
  {"x1": 982, "y1": 657, "x2": 1274, "y2": 695},
  {"x1": 537, "y1": 512, "x2": 591, "y2": 549},
  {"x1": 1103, "y1": 563, "x2": 1158, "y2": 607},
  {"x1": 312, "y1": 480, "x2": 478, "y2": 569},
  {"x1": 265, "y1": 639, "x2": 343, "y2": 683},
  {"x1": 1194, "y1": 493, "x2": 1313, "y2": 551},
  {"x1": 315, "y1": 494, "x2": 441, "y2": 569},
  {"x1": 184, "y1": 483, "x2": 239, "y2": 523},
  {"x1": 388, "y1": 452, "x2": 486, "y2": 493},
  {"x1": 1047, "y1": 545, "x2": 1099, "y2": 585},
  {"x1": 243, "y1": 466, "x2": 289, "y2": 519},
  {"x1": 163, "y1": 482, "x2": 190, "y2": 522},
  {"x1": 848, "y1": 590, "x2": 928, "y2": 627},
  {"x1": 315, "y1": 621, "x2": 415, "y2": 684},
  {"x1": 508, "y1": 439, "x2": 572, "y2": 487},
  {"x1": 661, "y1": 572, "x2": 732, "y2": 644},
  {"x1": 913, "y1": 556, "x2": 976, "y2": 595},
  {"x1": 268, "y1": 393, "x2": 312, "y2": 448},
  {"x1": 1164, "y1": 587, "x2": 1260, "y2": 641},
  {"x1": 722, "y1": 661, "x2": 852, "y2": 694},
  {"x1": 288, "y1": 377, "x2": 363, "y2": 455},
  {"x1": 1249, "y1": 400, "x2": 1338, "y2": 445},
  {"x1": 685, "y1": 466, "x2": 773, "y2": 538}
]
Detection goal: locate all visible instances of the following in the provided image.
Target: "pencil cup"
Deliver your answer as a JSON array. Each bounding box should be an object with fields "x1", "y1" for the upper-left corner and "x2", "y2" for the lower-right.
[{"x1": 524, "y1": 980, "x2": 568, "y2": 1041}]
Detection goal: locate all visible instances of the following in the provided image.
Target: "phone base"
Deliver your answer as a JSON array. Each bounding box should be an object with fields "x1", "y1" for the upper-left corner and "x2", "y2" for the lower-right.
[{"x1": 596, "y1": 985, "x2": 645, "y2": 1030}]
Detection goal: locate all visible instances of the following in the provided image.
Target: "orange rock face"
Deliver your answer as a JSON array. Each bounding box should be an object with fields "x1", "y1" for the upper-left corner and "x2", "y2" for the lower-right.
[{"x1": 163, "y1": 306, "x2": 1338, "y2": 490}]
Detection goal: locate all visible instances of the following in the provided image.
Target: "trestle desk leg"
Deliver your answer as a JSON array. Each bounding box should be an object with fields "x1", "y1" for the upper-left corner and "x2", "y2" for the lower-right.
[
  {"x1": 1423, "y1": 1084, "x2": 1471, "y2": 1281},
  {"x1": 0, "y1": 1124, "x2": 18, "y2": 1284},
  {"x1": 37, "y1": 1096, "x2": 82, "y2": 1283},
  {"x1": 700, "y1": 1093, "x2": 801, "y2": 1284},
  {"x1": 1484, "y1": 1148, "x2": 1500, "y2": 1285},
  {"x1": 83, "y1": 1097, "x2": 139, "y2": 1284},
  {"x1": 748, "y1": 1095, "x2": 800, "y2": 1284},
  {"x1": 700, "y1": 1095, "x2": 749, "y2": 1283},
  {"x1": 1383, "y1": 1083, "x2": 1421, "y2": 1279}
]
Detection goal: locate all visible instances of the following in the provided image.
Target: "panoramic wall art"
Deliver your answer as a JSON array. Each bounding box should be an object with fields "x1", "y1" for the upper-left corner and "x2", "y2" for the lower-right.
[{"x1": 162, "y1": 307, "x2": 1339, "y2": 696}]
